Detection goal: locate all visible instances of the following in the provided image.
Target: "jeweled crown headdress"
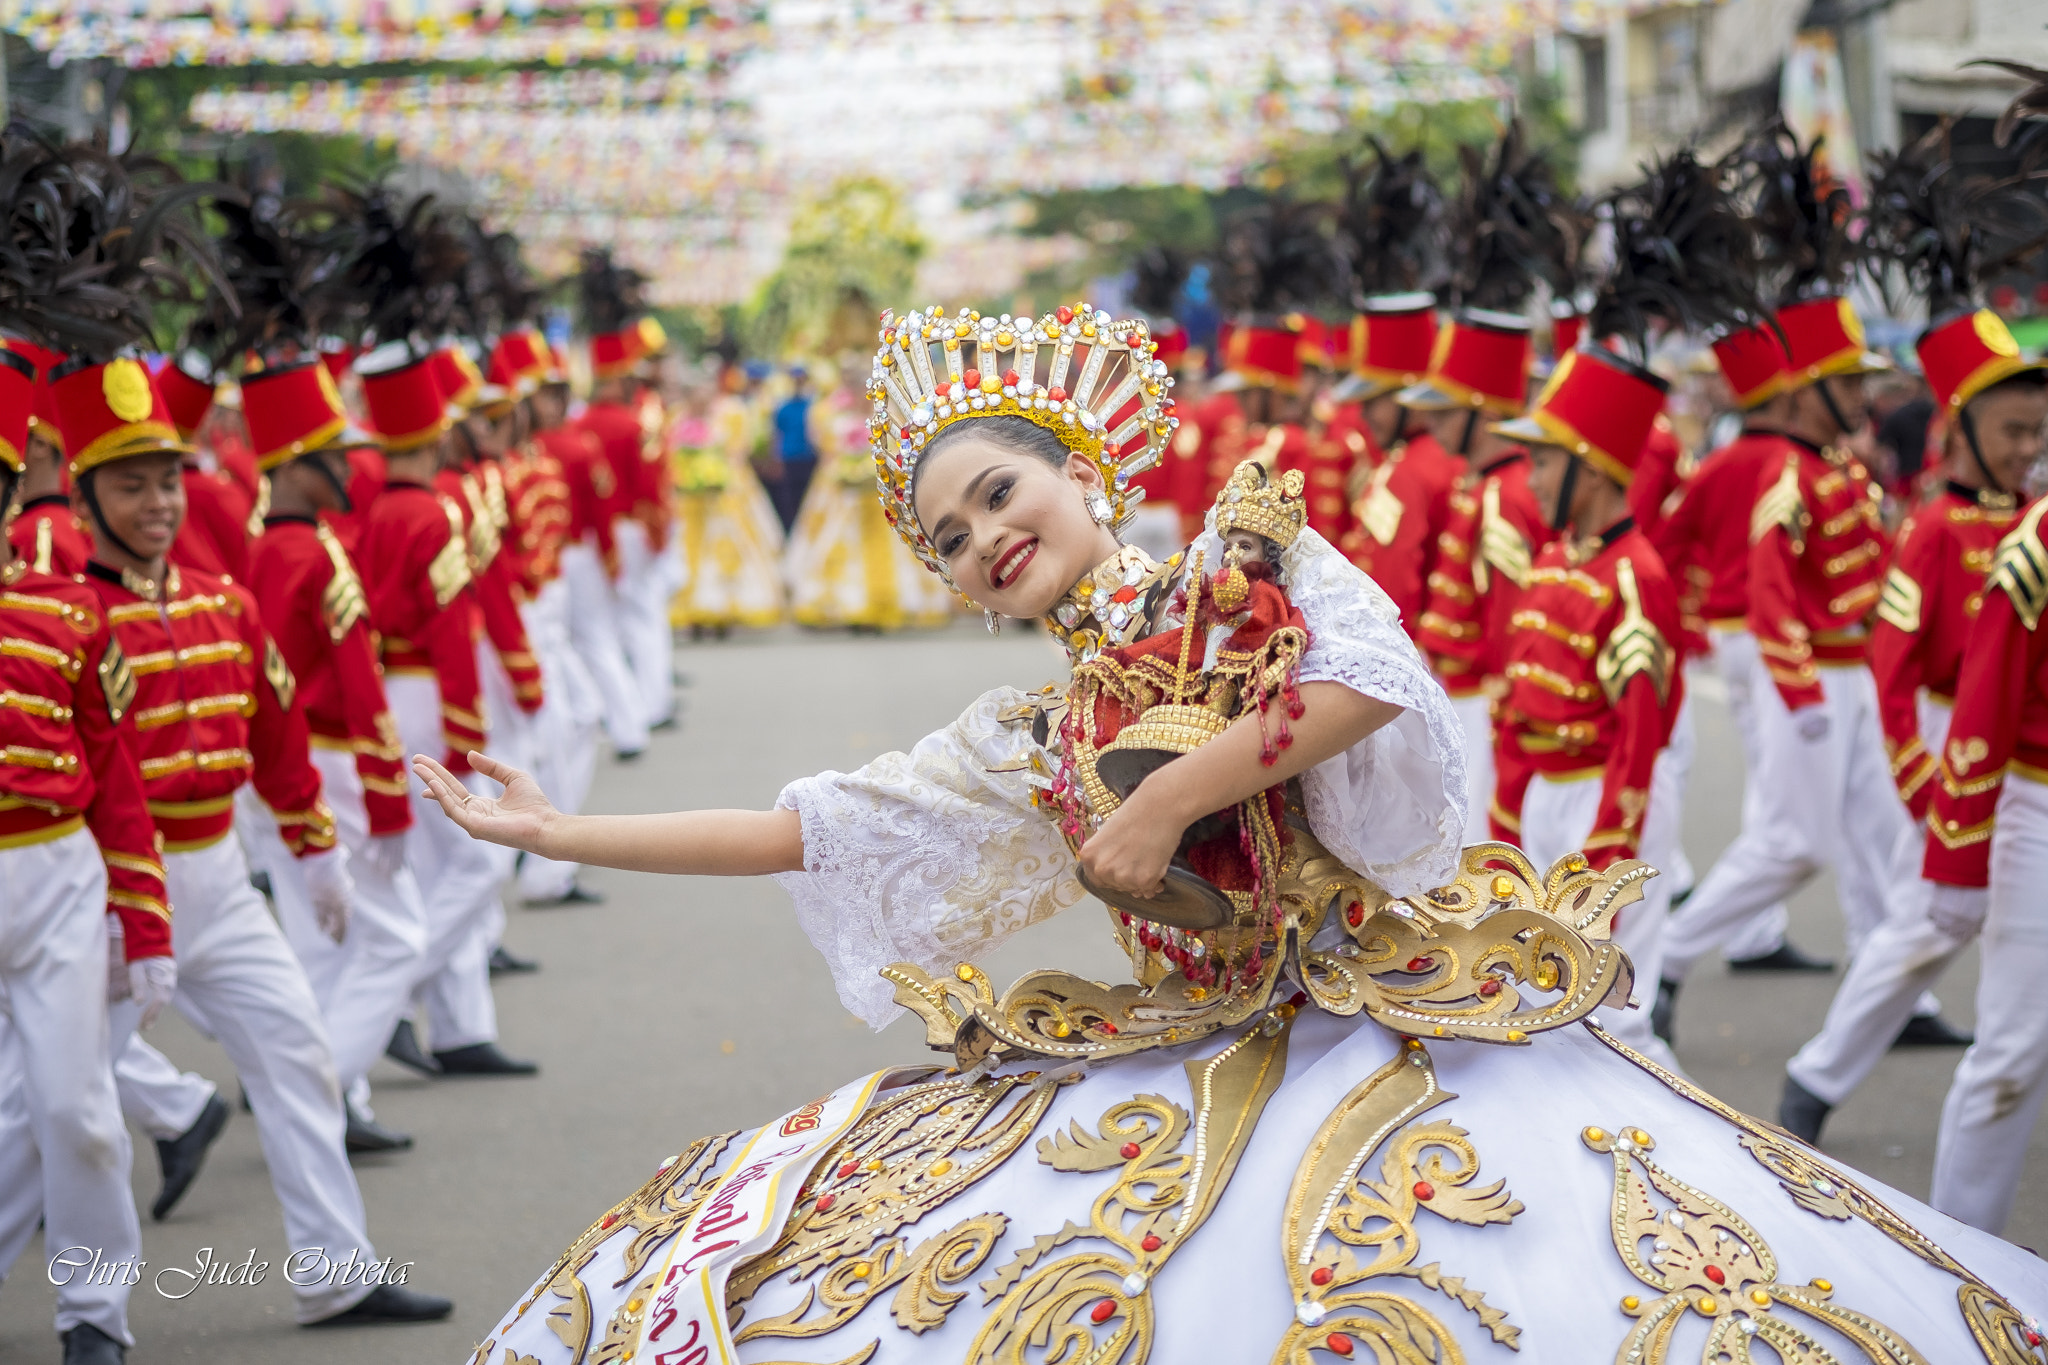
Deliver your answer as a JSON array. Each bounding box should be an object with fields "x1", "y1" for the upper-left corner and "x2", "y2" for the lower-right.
[
  {"x1": 867, "y1": 303, "x2": 1178, "y2": 584},
  {"x1": 1214, "y1": 461, "x2": 1307, "y2": 551}
]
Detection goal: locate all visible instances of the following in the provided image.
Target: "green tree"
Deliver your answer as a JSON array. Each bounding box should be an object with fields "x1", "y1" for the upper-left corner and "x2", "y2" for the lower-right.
[{"x1": 744, "y1": 176, "x2": 924, "y2": 359}]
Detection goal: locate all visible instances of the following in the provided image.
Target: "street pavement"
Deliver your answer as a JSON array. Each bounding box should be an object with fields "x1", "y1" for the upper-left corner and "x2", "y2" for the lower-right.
[{"x1": 1, "y1": 617, "x2": 2039, "y2": 1362}]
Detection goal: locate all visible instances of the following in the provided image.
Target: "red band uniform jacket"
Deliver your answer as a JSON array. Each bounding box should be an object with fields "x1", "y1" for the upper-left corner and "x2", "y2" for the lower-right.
[
  {"x1": 0, "y1": 562, "x2": 169, "y2": 958},
  {"x1": 1924, "y1": 498, "x2": 2048, "y2": 887},
  {"x1": 1417, "y1": 448, "x2": 1553, "y2": 696},
  {"x1": 1490, "y1": 518, "x2": 1685, "y2": 866},
  {"x1": 9, "y1": 495, "x2": 92, "y2": 577},
  {"x1": 359, "y1": 479, "x2": 486, "y2": 773},
  {"x1": 252, "y1": 515, "x2": 413, "y2": 837},
  {"x1": 1338, "y1": 425, "x2": 1462, "y2": 640},
  {"x1": 437, "y1": 462, "x2": 544, "y2": 714},
  {"x1": 82, "y1": 561, "x2": 336, "y2": 859}
]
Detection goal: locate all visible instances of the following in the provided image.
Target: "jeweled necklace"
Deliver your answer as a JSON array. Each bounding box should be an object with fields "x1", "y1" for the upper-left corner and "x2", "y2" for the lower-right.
[{"x1": 1043, "y1": 544, "x2": 1183, "y2": 663}]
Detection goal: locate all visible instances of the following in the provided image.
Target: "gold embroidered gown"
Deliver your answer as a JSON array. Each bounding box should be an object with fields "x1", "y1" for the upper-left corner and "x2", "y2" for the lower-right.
[
  {"x1": 669, "y1": 399, "x2": 785, "y2": 631},
  {"x1": 477, "y1": 528, "x2": 2048, "y2": 1365},
  {"x1": 784, "y1": 390, "x2": 955, "y2": 631}
]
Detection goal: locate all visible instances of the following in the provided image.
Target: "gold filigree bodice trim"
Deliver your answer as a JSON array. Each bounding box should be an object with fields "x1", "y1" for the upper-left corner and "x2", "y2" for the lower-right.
[{"x1": 1045, "y1": 544, "x2": 1183, "y2": 663}]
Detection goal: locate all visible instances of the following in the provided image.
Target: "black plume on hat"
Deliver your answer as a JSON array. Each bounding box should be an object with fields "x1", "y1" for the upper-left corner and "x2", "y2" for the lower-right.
[
  {"x1": 576, "y1": 246, "x2": 649, "y2": 335},
  {"x1": 1215, "y1": 195, "x2": 1343, "y2": 318},
  {"x1": 1860, "y1": 117, "x2": 2048, "y2": 319},
  {"x1": 1339, "y1": 138, "x2": 1446, "y2": 301},
  {"x1": 329, "y1": 183, "x2": 469, "y2": 355},
  {"x1": 1444, "y1": 121, "x2": 1583, "y2": 314},
  {"x1": 0, "y1": 125, "x2": 241, "y2": 363},
  {"x1": 1589, "y1": 148, "x2": 1766, "y2": 364},
  {"x1": 1742, "y1": 118, "x2": 1862, "y2": 303},
  {"x1": 1129, "y1": 245, "x2": 1189, "y2": 320}
]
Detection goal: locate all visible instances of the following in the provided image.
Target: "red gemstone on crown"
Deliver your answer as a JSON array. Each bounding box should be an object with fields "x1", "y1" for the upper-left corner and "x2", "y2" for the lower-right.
[
  {"x1": 1141, "y1": 1235, "x2": 1162, "y2": 1252},
  {"x1": 1703, "y1": 1265, "x2": 1726, "y2": 1285},
  {"x1": 962, "y1": 368, "x2": 981, "y2": 389},
  {"x1": 1120, "y1": 1142, "x2": 1142, "y2": 1159},
  {"x1": 1413, "y1": 1181, "x2": 1435, "y2": 1201},
  {"x1": 1310, "y1": 1266, "x2": 1333, "y2": 1286},
  {"x1": 1327, "y1": 1333, "x2": 1355, "y2": 1357},
  {"x1": 1345, "y1": 902, "x2": 1363, "y2": 927},
  {"x1": 1406, "y1": 957, "x2": 1432, "y2": 972},
  {"x1": 1003, "y1": 368, "x2": 1020, "y2": 387},
  {"x1": 1057, "y1": 306, "x2": 1075, "y2": 325},
  {"x1": 1049, "y1": 386, "x2": 1068, "y2": 403},
  {"x1": 599, "y1": 1214, "x2": 617, "y2": 1229},
  {"x1": 815, "y1": 1194, "x2": 836, "y2": 1212},
  {"x1": 1478, "y1": 979, "x2": 1501, "y2": 997},
  {"x1": 1111, "y1": 586, "x2": 1138, "y2": 603},
  {"x1": 1099, "y1": 1021, "x2": 1118, "y2": 1034},
  {"x1": 838, "y1": 1161, "x2": 858, "y2": 1178},
  {"x1": 1090, "y1": 1298, "x2": 1116, "y2": 1323}
]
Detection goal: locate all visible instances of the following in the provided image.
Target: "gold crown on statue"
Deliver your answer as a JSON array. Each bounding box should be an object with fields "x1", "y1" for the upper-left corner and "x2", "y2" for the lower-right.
[
  {"x1": 867, "y1": 303, "x2": 1178, "y2": 584},
  {"x1": 1214, "y1": 460, "x2": 1307, "y2": 551}
]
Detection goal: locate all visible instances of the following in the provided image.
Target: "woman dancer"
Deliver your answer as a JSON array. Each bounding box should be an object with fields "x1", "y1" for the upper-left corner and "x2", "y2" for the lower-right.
[{"x1": 421, "y1": 305, "x2": 2047, "y2": 1365}]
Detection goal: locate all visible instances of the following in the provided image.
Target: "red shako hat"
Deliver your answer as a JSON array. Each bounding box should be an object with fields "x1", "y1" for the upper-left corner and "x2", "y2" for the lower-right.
[
  {"x1": 590, "y1": 316, "x2": 667, "y2": 381},
  {"x1": 1347, "y1": 292, "x2": 1438, "y2": 396},
  {"x1": 0, "y1": 348, "x2": 37, "y2": 471},
  {"x1": 1492, "y1": 348, "x2": 1670, "y2": 489},
  {"x1": 154, "y1": 356, "x2": 216, "y2": 439},
  {"x1": 427, "y1": 346, "x2": 484, "y2": 412},
  {"x1": 241, "y1": 358, "x2": 377, "y2": 472},
  {"x1": 1711, "y1": 320, "x2": 1792, "y2": 409},
  {"x1": 1395, "y1": 308, "x2": 1531, "y2": 414},
  {"x1": 1776, "y1": 295, "x2": 1891, "y2": 388},
  {"x1": 487, "y1": 329, "x2": 552, "y2": 395},
  {"x1": 7, "y1": 339, "x2": 67, "y2": 452},
  {"x1": 1221, "y1": 315, "x2": 1305, "y2": 391},
  {"x1": 51, "y1": 356, "x2": 193, "y2": 478},
  {"x1": 356, "y1": 347, "x2": 451, "y2": 452},
  {"x1": 1916, "y1": 308, "x2": 2045, "y2": 412}
]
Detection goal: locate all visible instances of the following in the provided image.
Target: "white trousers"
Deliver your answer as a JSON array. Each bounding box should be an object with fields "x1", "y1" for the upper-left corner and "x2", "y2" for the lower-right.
[
  {"x1": 0, "y1": 830, "x2": 138, "y2": 1343},
  {"x1": 241, "y1": 747, "x2": 429, "y2": 1094},
  {"x1": 1931, "y1": 774, "x2": 2048, "y2": 1233},
  {"x1": 118, "y1": 836, "x2": 376, "y2": 1322},
  {"x1": 1661, "y1": 660, "x2": 1905, "y2": 981},
  {"x1": 613, "y1": 518, "x2": 677, "y2": 729},
  {"x1": 517, "y1": 581, "x2": 601, "y2": 902},
  {"x1": 1517, "y1": 759, "x2": 1683, "y2": 1072},
  {"x1": 1697, "y1": 629, "x2": 1790, "y2": 960},
  {"x1": 1786, "y1": 698, "x2": 1957, "y2": 1106},
  {"x1": 1449, "y1": 691, "x2": 1493, "y2": 846},
  {"x1": 387, "y1": 673, "x2": 502, "y2": 1052},
  {"x1": 560, "y1": 538, "x2": 649, "y2": 754},
  {"x1": 112, "y1": 1033, "x2": 212, "y2": 1140}
]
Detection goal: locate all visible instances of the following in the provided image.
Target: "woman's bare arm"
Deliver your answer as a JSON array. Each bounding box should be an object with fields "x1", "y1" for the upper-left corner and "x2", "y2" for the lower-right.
[
  {"x1": 412, "y1": 752, "x2": 804, "y2": 875},
  {"x1": 1077, "y1": 681, "x2": 1399, "y2": 897}
]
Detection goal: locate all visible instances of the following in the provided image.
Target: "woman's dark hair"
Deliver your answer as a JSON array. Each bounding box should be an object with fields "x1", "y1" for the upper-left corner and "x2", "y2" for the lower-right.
[{"x1": 910, "y1": 415, "x2": 1075, "y2": 498}]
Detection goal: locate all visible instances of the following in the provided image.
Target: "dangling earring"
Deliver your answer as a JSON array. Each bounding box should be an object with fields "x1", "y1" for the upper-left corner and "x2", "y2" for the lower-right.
[
  {"x1": 1085, "y1": 489, "x2": 1114, "y2": 526},
  {"x1": 984, "y1": 609, "x2": 1002, "y2": 635}
]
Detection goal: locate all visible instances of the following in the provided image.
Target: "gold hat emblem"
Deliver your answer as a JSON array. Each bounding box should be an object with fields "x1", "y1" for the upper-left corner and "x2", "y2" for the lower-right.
[
  {"x1": 314, "y1": 361, "x2": 346, "y2": 417},
  {"x1": 103, "y1": 358, "x2": 155, "y2": 424},
  {"x1": 1973, "y1": 308, "x2": 2021, "y2": 359},
  {"x1": 637, "y1": 317, "x2": 667, "y2": 352},
  {"x1": 1836, "y1": 297, "x2": 1866, "y2": 348}
]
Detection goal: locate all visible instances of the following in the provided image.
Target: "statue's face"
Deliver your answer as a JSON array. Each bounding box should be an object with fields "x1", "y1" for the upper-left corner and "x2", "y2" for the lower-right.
[{"x1": 912, "y1": 433, "x2": 1118, "y2": 619}]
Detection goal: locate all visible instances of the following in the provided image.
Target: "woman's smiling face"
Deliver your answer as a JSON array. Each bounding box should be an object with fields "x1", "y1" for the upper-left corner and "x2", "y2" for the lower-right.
[{"x1": 911, "y1": 432, "x2": 1122, "y2": 620}]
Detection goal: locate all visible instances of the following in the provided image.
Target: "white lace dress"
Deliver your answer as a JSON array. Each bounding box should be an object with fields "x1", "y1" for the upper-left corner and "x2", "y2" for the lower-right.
[{"x1": 479, "y1": 532, "x2": 2048, "y2": 1365}]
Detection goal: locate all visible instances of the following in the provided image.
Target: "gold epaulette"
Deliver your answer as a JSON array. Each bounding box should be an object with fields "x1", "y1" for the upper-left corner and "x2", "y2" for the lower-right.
[
  {"x1": 1875, "y1": 565, "x2": 1923, "y2": 634},
  {"x1": 1355, "y1": 461, "x2": 1402, "y2": 547},
  {"x1": 315, "y1": 523, "x2": 370, "y2": 644},
  {"x1": 429, "y1": 498, "x2": 473, "y2": 608},
  {"x1": 1988, "y1": 499, "x2": 2048, "y2": 631},
  {"x1": 1476, "y1": 479, "x2": 1532, "y2": 593},
  {"x1": 262, "y1": 636, "x2": 297, "y2": 710},
  {"x1": 1595, "y1": 559, "x2": 1674, "y2": 707},
  {"x1": 98, "y1": 638, "x2": 134, "y2": 723},
  {"x1": 1750, "y1": 453, "x2": 1807, "y2": 553}
]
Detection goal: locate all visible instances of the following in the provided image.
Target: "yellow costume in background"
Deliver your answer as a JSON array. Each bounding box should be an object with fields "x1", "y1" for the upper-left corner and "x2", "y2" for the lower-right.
[
  {"x1": 668, "y1": 396, "x2": 785, "y2": 631},
  {"x1": 785, "y1": 384, "x2": 953, "y2": 630}
]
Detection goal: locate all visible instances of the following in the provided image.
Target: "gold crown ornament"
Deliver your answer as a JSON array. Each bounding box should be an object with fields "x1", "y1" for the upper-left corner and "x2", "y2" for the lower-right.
[
  {"x1": 867, "y1": 303, "x2": 1179, "y2": 585},
  {"x1": 1214, "y1": 460, "x2": 1307, "y2": 552}
]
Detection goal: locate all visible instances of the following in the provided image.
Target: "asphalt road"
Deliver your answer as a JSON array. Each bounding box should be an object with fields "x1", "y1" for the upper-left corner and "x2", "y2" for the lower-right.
[{"x1": 1, "y1": 617, "x2": 2037, "y2": 1362}]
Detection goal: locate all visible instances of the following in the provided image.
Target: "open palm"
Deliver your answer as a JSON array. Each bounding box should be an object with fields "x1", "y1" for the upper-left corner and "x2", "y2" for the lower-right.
[{"x1": 412, "y1": 750, "x2": 559, "y2": 852}]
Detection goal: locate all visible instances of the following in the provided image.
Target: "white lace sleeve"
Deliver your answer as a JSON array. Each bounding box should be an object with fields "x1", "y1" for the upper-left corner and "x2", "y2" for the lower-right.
[
  {"x1": 1197, "y1": 522, "x2": 1468, "y2": 895},
  {"x1": 772, "y1": 686, "x2": 1086, "y2": 1028}
]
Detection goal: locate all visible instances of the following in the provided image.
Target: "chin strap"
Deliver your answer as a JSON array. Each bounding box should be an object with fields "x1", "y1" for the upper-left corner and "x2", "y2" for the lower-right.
[
  {"x1": 1456, "y1": 408, "x2": 1478, "y2": 456},
  {"x1": 1815, "y1": 381, "x2": 1857, "y2": 444},
  {"x1": 298, "y1": 451, "x2": 355, "y2": 514},
  {"x1": 1375, "y1": 402, "x2": 1408, "y2": 453},
  {"x1": 1549, "y1": 453, "x2": 1582, "y2": 533},
  {"x1": 1956, "y1": 404, "x2": 2008, "y2": 497},
  {"x1": 76, "y1": 469, "x2": 147, "y2": 564}
]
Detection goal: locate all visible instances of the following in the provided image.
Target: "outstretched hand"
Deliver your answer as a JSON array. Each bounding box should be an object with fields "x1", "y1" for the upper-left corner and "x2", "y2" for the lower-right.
[{"x1": 413, "y1": 751, "x2": 559, "y2": 854}]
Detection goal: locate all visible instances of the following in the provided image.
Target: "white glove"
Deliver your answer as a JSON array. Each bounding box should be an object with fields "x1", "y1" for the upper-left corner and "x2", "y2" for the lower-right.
[
  {"x1": 1929, "y1": 883, "x2": 1991, "y2": 941},
  {"x1": 302, "y1": 846, "x2": 354, "y2": 945},
  {"x1": 127, "y1": 957, "x2": 179, "y2": 1030},
  {"x1": 361, "y1": 833, "x2": 407, "y2": 882},
  {"x1": 1795, "y1": 708, "x2": 1830, "y2": 742}
]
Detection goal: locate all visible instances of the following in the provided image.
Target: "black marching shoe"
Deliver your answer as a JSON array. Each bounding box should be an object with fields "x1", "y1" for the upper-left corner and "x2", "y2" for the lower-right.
[
  {"x1": 1651, "y1": 978, "x2": 1680, "y2": 1046},
  {"x1": 304, "y1": 1284, "x2": 454, "y2": 1327},
  {"x1": 152, "y1": 1092, "x2": 230, "y2": 1221},
  {"x1": 524, "y1": 882, "x2": 605, "y2": 908},
  {"x1": 1892, "y1": 1014, "x2": 1975, "y2": 1049},
  {"x1": 488, "y1": 944, "x2": 540, "y2": 975},
  {"x1": 60, "y1": 1323, "x2": 124, "y2": 1364},
  {"x1": 344, "y1": 1099, "x2": 414, "y2": 1154},
  {"x1": 433, "y1": 1042, "x2": 538, "y2": 1076},
  {"x1": 385, "y1": 1019, "x2": 441, "y2": 1076},
  {"x1": 1727, "y1": 942, "x2": 1836, "y2": 974},
  {"x1": 1779, "y1": 1074, "x2": 1834, "y2": 1145}
]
